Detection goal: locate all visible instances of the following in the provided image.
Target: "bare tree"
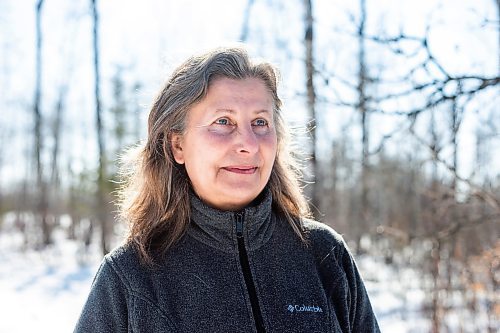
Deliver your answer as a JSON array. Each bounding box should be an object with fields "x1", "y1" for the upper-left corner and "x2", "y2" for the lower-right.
[
  {"x1": 91, "y1": 0, "x2": 109, "y2": 255},
  {"x1": 34, "y1": 0, "x2": 51, "y2": 246},
  {"x1": 110, "y1": 67, "x2": 127, "y2": 159},
  {"x1": 132, "y1": 82, "x2": 143, "y2": 143},
  {"x1": 50, "y1": 86, "x2": 67, "y2": 187},
  {"x1": 355, "y1": 0, "x2": 371, "y2": 252},
  {"x1": 240, "y1": 0, "x2": 256, "y2": 42},
  {"x1": 48, "y1": 82, "x2": 69, "y2": 228},
  {"x1": 303, "y1": 0, "x2": 320, "y2": 215},
  {"x1": 315, "y1": 2, "x2": 499, "y2": 328}
]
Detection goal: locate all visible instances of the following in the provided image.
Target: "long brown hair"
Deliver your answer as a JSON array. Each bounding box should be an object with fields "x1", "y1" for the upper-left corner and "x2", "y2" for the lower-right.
[{"x1": 118, "y1": 47, "x2": 311, "y2": 265}]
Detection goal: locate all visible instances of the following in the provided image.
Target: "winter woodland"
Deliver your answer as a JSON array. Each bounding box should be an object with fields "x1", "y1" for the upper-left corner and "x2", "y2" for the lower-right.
[{"x1": 0, "y1": 0, "x2": 498, "y2": 332}]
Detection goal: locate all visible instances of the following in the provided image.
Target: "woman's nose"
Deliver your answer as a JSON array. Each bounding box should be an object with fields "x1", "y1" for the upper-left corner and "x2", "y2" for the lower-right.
[{"x1": 235, "y1": 125, "x2": 259, "y2": 154}]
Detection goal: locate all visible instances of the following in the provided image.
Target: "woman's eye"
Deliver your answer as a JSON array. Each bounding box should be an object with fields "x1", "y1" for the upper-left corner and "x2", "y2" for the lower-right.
[
  {"x1": 253, "y1": 119, "x2": 268, "y2": 126},
  {"x1": 209, "y1": 117, "x2": 235, "y2": 135},
  {"x1": 215, "y1": 118, "x2": 230, "y2": 125}
]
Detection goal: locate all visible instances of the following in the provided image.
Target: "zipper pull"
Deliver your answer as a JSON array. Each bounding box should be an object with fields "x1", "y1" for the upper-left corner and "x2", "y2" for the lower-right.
[{"x1": 235, "y1": 212, "x2": 244, "y2": 238}]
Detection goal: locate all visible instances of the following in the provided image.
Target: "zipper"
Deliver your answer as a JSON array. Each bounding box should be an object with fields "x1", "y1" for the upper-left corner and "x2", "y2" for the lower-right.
[{"x1": 235, "y1": 212, "x2": 266, "y2": 333}]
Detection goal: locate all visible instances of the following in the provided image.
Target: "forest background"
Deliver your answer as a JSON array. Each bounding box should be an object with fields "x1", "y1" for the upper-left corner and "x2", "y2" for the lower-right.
[{"x1": 0, "y1": 0, "x2": 498, "y2": 332}]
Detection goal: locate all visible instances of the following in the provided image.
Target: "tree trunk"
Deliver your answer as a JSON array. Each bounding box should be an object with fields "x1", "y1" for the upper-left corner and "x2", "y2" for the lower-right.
[
  {"x1": 49, "y1": 84, "x2": 68, "y2": 227},
  {"x1": 91, "y1": 0, "x2": 109, "y2": 255},
  {"x1": 356, "y1": 0, "x2": 370, "y2": 252},
  {"x1": 240, "y1": 0, "x2": 255, "y2": 42},
  {"x1": 133, "y1": 82, "x2": 142, "y2": 142},
  {"x1": 34, "y1": 0, "x2": 51, "y2": 246},
  {"x1": 450, "y1": 82, "x2": 462, "y2": 198},
  {"x1": 431, "y1": 241, "x2": 442, "y2": 333},
  {"x1": 303, "y1": 0, "x2": 320, "y2": 215},
  {"x1": 50, "y1": 85, "x2": 67, "y2": 186}
]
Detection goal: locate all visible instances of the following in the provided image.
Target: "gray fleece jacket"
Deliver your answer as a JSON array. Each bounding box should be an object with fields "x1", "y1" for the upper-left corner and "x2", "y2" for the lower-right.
[{"x1": 74, "y1": 190, "x2": 380, "y2": 332}]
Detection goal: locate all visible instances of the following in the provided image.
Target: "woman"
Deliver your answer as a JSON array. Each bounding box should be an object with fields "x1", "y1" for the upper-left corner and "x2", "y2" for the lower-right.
[{"x1": 74, "y1": 47, "x2": 380, "y2": 332}]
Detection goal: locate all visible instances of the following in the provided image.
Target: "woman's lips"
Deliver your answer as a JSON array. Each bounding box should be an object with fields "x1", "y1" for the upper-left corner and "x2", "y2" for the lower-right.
[{"x1": 223, "y1": 166, "x2": 258, "y2": 174}]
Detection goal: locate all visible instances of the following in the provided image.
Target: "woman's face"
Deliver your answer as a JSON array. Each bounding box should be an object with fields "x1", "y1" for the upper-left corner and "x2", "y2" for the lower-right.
[{"x1": 171, "y1": 77, "x2": 278, "y2": 211}]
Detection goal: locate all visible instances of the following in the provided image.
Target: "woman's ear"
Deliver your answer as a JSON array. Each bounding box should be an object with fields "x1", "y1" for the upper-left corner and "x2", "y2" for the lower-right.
[{"x1": 170, "y1": 133, "x2": 185, "y2": 164}]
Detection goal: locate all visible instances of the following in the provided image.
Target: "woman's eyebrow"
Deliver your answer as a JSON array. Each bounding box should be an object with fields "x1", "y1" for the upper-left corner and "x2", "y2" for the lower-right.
[
  {"x1": 214, "y1": 108, "x2": 235, "y2": 114},
  {"x1": 255, "y1": 109, "x2": 272, "y2": 115},
  {"x1": 214, "y1": 108, "x2": 271, "y2": 115}
]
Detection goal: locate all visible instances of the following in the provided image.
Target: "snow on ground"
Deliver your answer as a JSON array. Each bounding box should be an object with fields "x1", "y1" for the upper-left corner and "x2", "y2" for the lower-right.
[
  {"x1": 0, "y1": 230, "x2": 102, "y2": 333},
  {"x1": 357, "y1": 256, "x2": 429, "y2": 332},
  {"x1": 0, "y1": 227, "x2": 425, "y2": 332}
]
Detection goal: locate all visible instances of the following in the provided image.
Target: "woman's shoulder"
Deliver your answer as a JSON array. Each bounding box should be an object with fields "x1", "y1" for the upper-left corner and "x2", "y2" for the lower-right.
[
  {"x1": 301, "y1": 218, "x2": 348, "y2": 260},
  {"x1": 302, "y1": 218, "x2": 345, "y2": 245},
  {"x1": 100, "y1": 243, "x2": 147, "y2": 284},
  {"x1": 106, "y1": 242, "x2": 140, "y2": 265}
]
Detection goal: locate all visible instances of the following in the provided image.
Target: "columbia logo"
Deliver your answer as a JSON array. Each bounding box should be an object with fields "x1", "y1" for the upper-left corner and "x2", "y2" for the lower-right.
[{"x1": 287, "y1": 304, "x2": 323, "y2": 313}]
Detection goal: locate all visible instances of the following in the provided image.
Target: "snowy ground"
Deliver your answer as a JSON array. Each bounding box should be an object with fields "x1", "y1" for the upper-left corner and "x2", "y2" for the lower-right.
[
  {"x1": 0, "y1": 228, "x2": 427, "y2": 332},
  {"x1": 358, "y1": 256, "x2": 429, "y2": 332}
]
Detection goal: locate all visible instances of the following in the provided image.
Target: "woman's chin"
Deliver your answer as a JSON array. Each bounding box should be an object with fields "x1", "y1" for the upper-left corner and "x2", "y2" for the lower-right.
[{"x1": 203, "y1": 192, "x2": 259, "y2": 211}]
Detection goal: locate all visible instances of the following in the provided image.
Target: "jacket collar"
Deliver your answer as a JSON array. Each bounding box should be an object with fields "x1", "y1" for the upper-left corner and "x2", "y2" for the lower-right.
[{"x1": 187, "y1": 188, "x2": 275, "y2": 253}]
